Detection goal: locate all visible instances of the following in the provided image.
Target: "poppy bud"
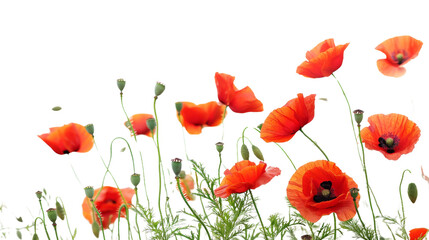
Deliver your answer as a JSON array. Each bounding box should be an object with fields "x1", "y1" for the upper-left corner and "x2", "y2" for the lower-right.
[
  {"x1": 52, "y1": 106, "x2": 62, "y2": 111},
  {"x1": 178, "y1": 170, "x2": 186, "y2": 179},
  {"x1": 252, "y1": 145, "x2": 264, "y2": 161},
  {"x1": 85, "y1": 124, "x2": 94, "y2": 137},
  {"x1": 131, "y1": 173, "x2": 141, "y2": 187},
  {"x1": 16, "y1": 230, "x2": 22, "y2": 239},
  {"x1": 349, "y1": 188, "x2": 359, "y2": 200},
  {"x1": 353, "y1": 109, "x2": 364, "y2": 125},
  {"x1": 55, "y1": 201, "x2": 65, "y2": 220},
  {"x1": 408, "y1": 183, "x2": 418, "y2": 203},
  {"x1": 171, "y1": 158, "x2": 182, "y2": 177},
  {"x1": 146, "y1": 118, "x2": 156, "y2": 133},
  {"x1": 84, "y1": 186, "x2": 94, "y2": 199},
  {"x1": 35, "y1": 191, "x2": 43, "y2": 199},
  {"x1": 32, "y1": 233, "x2": 39, "y2": 240},
  {"x1": 16, "y1": 217, "x2": 23, "y2": 222},
  {"x1": 154, "y1": 82, "x2": 165, "y2": 97},
  {"x1": 257, "y1": 123, "x2": 263, "y2": 130},
  {"x1": 216, "y1": 142, "x2": 224, "y2": 153},
  {"x1": 301, "y1": 235, "x2": 312, "y2": 240},
  {"x1": 92, "y1": 221, "x2": 100, "y2": 238},
  {"x1": 117, "y1": 78, "x2": 126, "y2": 92},
  {"x1": 175, "y1": 102, "x2": 183, "y2": 114},
  {"x1": 46, "y1": 208, "x2": 57, "y2": 223},
  {"x1": 241, "y1": 144, "x2": 249, "y2": 160}
]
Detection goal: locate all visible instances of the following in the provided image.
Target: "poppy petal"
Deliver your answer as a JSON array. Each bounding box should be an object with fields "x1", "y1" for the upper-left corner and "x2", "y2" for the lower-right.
[
  {"x1": 377, "y1": 59, "x2": 406, "y2": 77},
  {"x1": 215, "y1": 72, "x2": 237, "y2": 105},
  {"x1": 127, "y1": 114, "x2": 154, "y2": 137},
  {"x1": 410, "y1": 228, "x2": 429, "y2": 240},
  {"x1": 229, "y1": 87, "x2": 263, "y2": 113},
  {"x1": 177, "y1": 101, "x2": 226, "y2": 134}
]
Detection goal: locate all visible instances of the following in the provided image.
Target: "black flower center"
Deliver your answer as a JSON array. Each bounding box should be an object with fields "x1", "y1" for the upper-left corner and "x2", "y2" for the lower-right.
[
  {"x1": 63, "y1": 150, "x2": 70, "y2": 154},
  {"x1": 313, "y1": 181, "x2": 337, "y2": 203},
  {"x1": 392, "y1": 51, "x2": 408, "y2": 65},
  {"x1": 378, "y1": 134, "x2": 399, "y2": 154}
]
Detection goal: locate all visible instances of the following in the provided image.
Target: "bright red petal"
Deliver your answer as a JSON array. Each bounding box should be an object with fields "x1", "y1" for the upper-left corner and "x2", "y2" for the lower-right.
[
  {"x1": 229, "y1": 87, "x2": 263, "y2": 113},
  {"x1": 215, "y1": 72, "x2": 236, "y2": 105},
  {"x1": 377, "y1": 59, "x2": 406, "y2": 77},
  {"x1": 410, "y1": 228, "x2": 429, "y2": 240}
]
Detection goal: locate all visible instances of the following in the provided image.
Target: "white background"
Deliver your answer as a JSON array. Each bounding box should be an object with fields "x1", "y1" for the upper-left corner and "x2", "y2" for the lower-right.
[{"x1": 1, "y1": 0, "x2": 429, "y2": 239}]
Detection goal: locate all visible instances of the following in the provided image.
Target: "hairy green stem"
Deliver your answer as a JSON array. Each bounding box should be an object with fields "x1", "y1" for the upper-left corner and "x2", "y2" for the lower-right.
[
  {"x1": 399, "y1": 169, "x2": 411, "y2": 240},
  {"x1": 134, "y1": 188, "x2": 142, "y2": 240},
  {"x1": 90, "y1": 200, "x2": 106, "y2": 240},
  {"x1": 249, "y1": 190, "x2": 268, "y2": 240},
  {"x1": 52, "y1": 224, "x2": 59, "y2": 240},
  {"x1": 300, "y1": 129, "x2": 330, "y2": 161},
  {"x1": 117, "y1": 204, "x2": 132, "y2": 240},
  {"x1": 38, "y1": 200, "x2": 51, "y2": 240},
  {"x1": 57, "y1": 198, "x2": 75, "y2": 240},
  {"x1": 333, "y1": 213, "x2": 337, "y2": 240}
]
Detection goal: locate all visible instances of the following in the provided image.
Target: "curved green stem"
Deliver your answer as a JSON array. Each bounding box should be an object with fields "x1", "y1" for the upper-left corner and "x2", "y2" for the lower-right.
[
  {"x1": 90, "y1": 200, "x2": 106, "y2": 240},
  {"x1": 399, "y1": 169, "x2": 411, "y2": 240},
  {"x1": 299, "y1": 129, "x2": 330, "y2": 161},
  {"x1": 38, "y1": 200, "x2": 51, "y2": 240},
  {"x1": 333, "y1": 213, "x2": 337, "y2": 240},
  {"x1": 249, "y1": 190, "x2": 267, "y2": 240},
  {"x1": 369, "y1": 187, "x2": 396, "y2": 240},
  {"x1": 117, "y1": 204, "x2": 132, "y2": 240},
  {"x1": 134, "y1": 188, "x2": 142, "y2": 240},
  {"x1": 57, "y1": 198, "x2": 75, "y2": 240},
  {"x1": 176, "y1": 178, "x2": 212, "y2": 240},
  {"x1": 353, "y1": 199, "x2": 365, "y2": 229},
  {"x1": 218, "y1": 152, "x2": 223, "y2": 186},
  {"x1": 52, "y1": 224, "x2": 59, "y2": 240}
]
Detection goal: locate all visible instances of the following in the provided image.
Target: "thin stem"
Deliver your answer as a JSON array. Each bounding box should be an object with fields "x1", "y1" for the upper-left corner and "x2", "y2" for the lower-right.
[
  {"x1": 134, "y1": 188, "x2": 142, "y2": 240},
  {"x1": 333, "y1": 213, "x2": 337, "y2": 240},
  {"x1": 176, "y1": 177, "x2": 212, "y2": 240},
  {"x1": 353, "y1": 199, "x2": 365, "y2": 229},
  {"x1": 195, "y1": 172, "x2": 211, "y2": 225},
  {"x1": 299, "y1": 129, "x2": 330, "y2": 161},
  {"x1": 57, "y1": 198, "x2": 75, "y2": 240},
  {"x1": 369, "y1": 187, "x2": 396, "y2": 240},
  {"x1": 69, "y1": 162, "x2": 83, "y2": 187},
  {"x1": 117, "y1": 204, "x2": 132, "y2": 240},
  {"x1": 91, "y1": 200, "x2": 106, "y2": 240},
  {"x1": 249, "y1": 190, "x2": 267, "y2": 240},
  {"x1": 399, "y1": 169, "x2": 411, "y2": 240},
  {"x1": 52, "y1": 225, "x2": 59, "y2": 240},
  {"x1": 38, "y1": 200, "x2": 51, "y2": 240},
  {"x1": 218, "y1": 152, "x2": 222, "y2": 186}
]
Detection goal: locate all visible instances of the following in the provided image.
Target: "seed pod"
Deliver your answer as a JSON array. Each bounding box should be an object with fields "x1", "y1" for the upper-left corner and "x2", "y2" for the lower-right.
[
  {"x1": 32, "y1": 233, "x2": 39, "y2": 240},
  {"x1": 131, "y1": 173, "x2": 141, "y2": 187},
  {"x1": 46, "y1": 208, "x2": 57, "y2": 223},
  {"x1": 408, "y1": 182, "x2": 418, "y2": 203},
  {"x1": 251, "y1": 145, "x2": 264, "y2": 161},
  {"x1": 241, "y1": 144, "x2": 249, "y2": 160},
  {"x1": 154, "y1": 82, "x2": 165, "y2": 97},
  {"x1": 56, "y1": 201, "x2": 65, "y2": 220},
  {"x1": 117, "y1": 78, "x2": 126, "y2": 92}
]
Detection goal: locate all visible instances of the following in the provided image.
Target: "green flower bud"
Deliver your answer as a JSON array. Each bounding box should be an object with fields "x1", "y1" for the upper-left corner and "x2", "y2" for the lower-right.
[
  {"x1": 241, "y1": 144, "x2": 249, "y2": 160},
  {"x1": 216, "y1": 142, "x2": 224, "y2": 153},
  {"x1": 171, "y1": 158, "x2": 182, "y2": 177},
  {"x1": 52, "y1": 106, "x2": 62, "y2": 111},
  {"x1": 16, "y1": 217, "x2": 23, "y2": 222},
  {"x1": 35, "y1": 191, "x2": 43, "y2": 200},
  {"x1": 146, "y1": 118, "x2": 156, "y2": 132},
  {"x1": 46, "y1": 208, "x2": 57, "y2": 223},
  {"x1": 175, "y1": 102, "x2": 183, "y2": 114},
  {"x1": 155, "y1": 82, "x2": 165, "y2": 97},
  {"x1": 85, "y1": 124, "x2": 94, "y2": 137},
  {"x1": 178, "y1": 170, "x2": 186, "y2": 179},
  {"x1": 32, "y1": 233, "x2": 39, "y2": 240},
  {"x1": 56, "y1": 200, "x2": 65, "y2": 220},
  {"x1": 408, "y1": 183, "x2": 418, "y2": 203},
  {"x1": 349, "y1": 188, "x2": 359, "y2": 200},
  {"x1": 117, "y1": 78, "x2": 126, "y2": 92},
  {"x1": 92, "y1": 221, "x2": 100, "y2": 238},
  {"x1": 257, "y1": 123, "x2": 263, "y2": 131},
  {"x1": 353, "y1": 109, "x2": 364, "y2": 125},
  {"x1": 131, "y1": 173, "x2": 141, "y2": 187},
  {"x1": 84, "y1": 186, "x2": 94, "y2": 199},
  {"x1": 251, "y1": 145, "x2": 264, "y2": 161},
  {"x1": 16, "y1": 230, "x2": 22, "y2": 239}
]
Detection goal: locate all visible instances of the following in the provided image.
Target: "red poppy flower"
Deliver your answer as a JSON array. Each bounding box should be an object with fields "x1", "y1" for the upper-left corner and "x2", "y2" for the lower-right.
[
  {"x1": 38, "y1": 123, "x2": 93, "y2": 155},
  {"x1": 176, "y1": 174, "x2": 195, "y2": 201},
  {"x1": 287, "y1": 160, "x2": 359, "y2": 223},
  {"x1": 260, "y1": 93, "x2": 316, "y2": 143},
  {"x1": 360, "y1": 113, "x2": 421, "y2": 160},
  {"x1": 125, "y1": 114, "x2": 155, "y2": 137},
  {"x1": 376, "y1": 36, "x2": 423, "y2": 77},
  {"x1": 214, "y1": 160, "x2": 281, "y2": 198},
  {"x1": 297, "y1": 39, "x2": 349, "y2": 78},
  {"x1": 176, "y1": 101, "x2": 226, "y2": 134},
  {"x1": 82, "y1": 186, "x2": 135, "y2": 229},
  {"x1": 214, "y1": 72, "x2": 263, "y2": 113},
  {"x1": 410, "y1": 228, "x2": 428, "y2": 240}
]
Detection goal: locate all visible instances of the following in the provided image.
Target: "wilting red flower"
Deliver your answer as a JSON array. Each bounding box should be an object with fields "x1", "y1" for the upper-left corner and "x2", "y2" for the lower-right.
[
  {"x1": 176, "y1": 101, "x2": 226, "y2": 134},
  {"x1": 82, "y1": 186, "x2": 135, "y2": 229},
  {"x1": 297, "y1": 39, "x2": 349, "y2": 78},
  {"x1": 287, "y1": 160, "x2": 359, "y2": 223},
  {"x1": 376, "y1": 36, "x2": 423, "y2": 77},
  {"x1": 260, "y1": 93, "x2": 316, "y2": 143},
  {"x1": 360, "y1": 113, "x2": 420, "y2": 160},
  {"x1": 215, "y1": 72, "x2": 263, "y2": 113},
  {"x1": 410, "y1": 228, "x2": 428, "y2": 240},
  {"x1": 38, "y1": 123, "x2": 93, "y2": 155},
  {"x1": 176, "y1": 174, "x2": 195, "y2": 201},
  {"x1": 214, "y1": 160, "x2": 281, "y2": 198},
  {"x1": 125, "y1": 114, "x2": 155, "y2": 137}
]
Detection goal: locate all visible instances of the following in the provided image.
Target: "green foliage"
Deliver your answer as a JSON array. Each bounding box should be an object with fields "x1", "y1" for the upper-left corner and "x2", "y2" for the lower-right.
[{"x1": 340, "y1": 219, "x2": 376, "y2": 240}]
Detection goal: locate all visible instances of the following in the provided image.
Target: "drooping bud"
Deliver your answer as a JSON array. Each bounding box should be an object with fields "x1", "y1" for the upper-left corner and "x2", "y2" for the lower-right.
[
  {"x1": 350, "y1": 188, "x2": 359, "y2": 200},
  {"x1": 92, "y1": 221, "x2": 100, "y2": 238},
  {"x1": 154, "y1": 82, "x2": 165, "y2": 97},
  {"x1": 216, "y1": 142, "x2": 224, "y2": 153},
  {"x1": 46, "y1": 208, "x2": 57, "y2": 223},
  {"x1": 241, "y1": 144, "x2": 249, "y2": 160},
  {"x1": 35, "y1": 191, "x2": 43, "y2": 200},
  {"x1": 178, "y1": 170, "x2": 186, "y2": 179},
  {"x1": 55, "y1": 201, "x2": 65, "y2": 220},
  {"x1": 16, "y1": 230, "x2": 22, "y2": 239},
  {"x1": 131, "y1": 173, "x2": 141, "y2": 187},
  {"x1": 32, "y1": 233, "x2": 39, "y2": 240},
  {"x1": 353, "y1": 109, "x2": 364, "y2": 125},
  {"x1": 408, "y1": 183, "x2": 418, "y2": 203},
  {"x1": 117, "y1": 78, "x2": 126, "y2": 92},
  {"x1": 52, "y1": 106, "x2": 62, "y2": 111},
  {"x1": 175, "y1": 102, "x2": 183, "y2": 114},
  {"x1": 252, "y1": 145, "x2": 264, "y2": 161},
  {"x1": 85, "y1": 124, "x2": 94, "y2": 137},
  {"x1": 84, "y1": 186, "x2": 95, "y2": 199},
  {"x1": 171, "y1": 158, "x2": 182, "y2": 177},
  {"x1": 146, "y1": 118, "x2": 156, "y2": 134}
]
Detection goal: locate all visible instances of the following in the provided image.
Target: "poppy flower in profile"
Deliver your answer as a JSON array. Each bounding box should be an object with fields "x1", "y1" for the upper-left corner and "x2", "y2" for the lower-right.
[
  {"x1": 82, "y1": 186, "x2": 135, "y2": 229},
  {"x1": 176, "y1": 174, "x2": 195, "y2": 201},
  {"x1": 376, "y1": 36, "x2": 423, "y2": 77},
  {"x1": 287, "y1": 160, "x2": 359, "y2": 223},
  {"x1": 360, "y1": 113, "x2": 420, "y2": 160},
  {"x1": 125, "y1": 114, "x2": 155, "y2": 137},
  {"x1": 297, "y1": 39, "x2": 349, "y2": 78},
  {"x1": 38, "y1": 123, "x2": 93, "y2": 155},
  {"x1": 410, "y1": 228, "x2": 428, "y2": 240},
  {"x1": 260, "y1": 93, "x2": 316, "y2": 143},
  {"x1": 215, "y1": 72, "x2": 263, "y2": 113},
  {"x1": 214, "y1": 160, "x2": 281, "y2": 198},
  {"x1": 176, "y1": 101, "x2": 226, "y2": 134}
]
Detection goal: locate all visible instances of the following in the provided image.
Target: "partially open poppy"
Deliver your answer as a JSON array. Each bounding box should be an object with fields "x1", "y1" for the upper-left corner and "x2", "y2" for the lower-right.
[
  {"x1": 176, "y1": 101, "x2": 226, "y2": 134},
  {"x1": 214, "y1": 160, "x2": 281, "y2": 198},
  {"x1": 215, "y1": 72, "x2": 263, "y2": 113},
  {"x1": 360, "y1": 113, "x2": 420, "y2": 160},
  {"x1": 176, "y1": 174, "x2": 195, "y2": 201},
  {"x1": 410, "y1": 228, "x2": 428, "y2": 240},
  {"x1": 287, "y1": 160, "x2": 359, "y2": 223},
  {"x1": 39, "y1": 123, "x2": 93, "y2": 155},
  {"x1": 82, "y1": 186, "x2": 135, "y2": 229},
  {"x1": 125, "y1": 114, "x2": 155, "y2": 137},
  {"x1": 260, "y1": 93, "x2": 316, "y2": 143},
  {"x1": 297, "y1": 39, "x2": 349, "y2": 78},
  {"x1": 376, "y1": 36, "x2": 423, "y2": 77}
]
